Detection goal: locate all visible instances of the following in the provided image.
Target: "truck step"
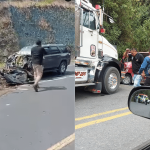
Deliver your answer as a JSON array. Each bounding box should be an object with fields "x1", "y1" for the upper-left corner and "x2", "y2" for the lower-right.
[{"x1": 75, "y1": 83, "x2": 95, "y2": 87}]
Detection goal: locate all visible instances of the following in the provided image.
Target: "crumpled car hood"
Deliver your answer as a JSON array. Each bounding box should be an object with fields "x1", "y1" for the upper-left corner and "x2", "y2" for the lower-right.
[{"x1": 17, "y1": 45, "x2": 35, "y2": 56}]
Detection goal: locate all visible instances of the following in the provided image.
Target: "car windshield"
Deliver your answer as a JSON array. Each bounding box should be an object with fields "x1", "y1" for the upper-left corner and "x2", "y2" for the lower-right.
[{"x1": 140, "y1": 95, "x2": 143, "y2": 98}]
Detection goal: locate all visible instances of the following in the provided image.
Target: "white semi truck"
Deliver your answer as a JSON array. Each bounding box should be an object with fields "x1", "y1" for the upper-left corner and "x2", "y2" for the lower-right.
[{"x1": 74, "y1": 0, "x2": 123, "y2": 94}]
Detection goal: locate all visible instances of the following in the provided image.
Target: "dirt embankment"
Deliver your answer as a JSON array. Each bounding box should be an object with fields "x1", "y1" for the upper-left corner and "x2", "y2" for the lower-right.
[{"x1": 0, "y1": 4, "x2": 19, "y2": 62}]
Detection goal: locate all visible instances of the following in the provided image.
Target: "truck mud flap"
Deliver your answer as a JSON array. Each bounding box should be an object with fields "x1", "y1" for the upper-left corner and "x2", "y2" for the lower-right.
[
  {"x1": 84, "y1": 82, "x2": 102, "y2": 93},
  {"x1": 94, "y1": 68, "x2": 101, "y2": 82}
]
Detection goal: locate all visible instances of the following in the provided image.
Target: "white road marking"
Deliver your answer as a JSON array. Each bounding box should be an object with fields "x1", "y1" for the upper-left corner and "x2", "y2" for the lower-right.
[
  {"x1": 17, "y1": 88, "x2": 29, "y2": 90},
  {"x1": 39, "y1": 75, "x2": 74, "y2": 83},
  {"x1": 16, "y1": 75, "x2": 74, "y2": 89},
  {"x1": 17, "y1": 87, "x2": 29, "y2": 91},
  {"x1": 6, "y1": 104, "x2": 10, "y2": 106}
]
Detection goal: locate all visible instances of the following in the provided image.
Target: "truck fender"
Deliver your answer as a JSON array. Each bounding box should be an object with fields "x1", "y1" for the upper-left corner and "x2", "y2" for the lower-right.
[{"x1": 94, "y1": 55, "x2": 121, "y2": 82}]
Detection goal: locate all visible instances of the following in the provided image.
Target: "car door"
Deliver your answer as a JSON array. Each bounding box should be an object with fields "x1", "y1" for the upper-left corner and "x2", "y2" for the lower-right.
[{"x1": 44, "y1": 46, "x2": 61, "y2": 69}]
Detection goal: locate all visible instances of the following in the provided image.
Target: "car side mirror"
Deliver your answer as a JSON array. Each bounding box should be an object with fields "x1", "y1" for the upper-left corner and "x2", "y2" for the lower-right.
[{"x1": 128, "y1": 86, "x2": 150, "y2": 119}]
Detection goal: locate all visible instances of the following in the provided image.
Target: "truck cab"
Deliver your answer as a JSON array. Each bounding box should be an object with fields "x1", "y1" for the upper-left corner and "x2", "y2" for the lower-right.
[{"x1": 75, "y1": 0, "x2": 122, "y2": 94}]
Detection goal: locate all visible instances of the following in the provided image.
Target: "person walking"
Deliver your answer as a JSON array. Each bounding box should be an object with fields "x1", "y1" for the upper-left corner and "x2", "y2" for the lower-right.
[
  {"x1": 123, "y1": 48, "x2": 144, "y2": 87},
  {"x1": 31, "y1": 40, "x2": 46, "y2": 92},
  {"x1": 138, "y1": 49, "x2": 150, "y2": 86}
]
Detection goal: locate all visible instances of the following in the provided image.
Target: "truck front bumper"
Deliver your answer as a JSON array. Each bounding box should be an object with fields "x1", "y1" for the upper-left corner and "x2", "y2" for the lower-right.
[
  {"x1": 75, "y1": 66, "x2": 95, "y2": 84},
  {"x1": 75, "y1": 66, "x2": 102, "y2": 93}
]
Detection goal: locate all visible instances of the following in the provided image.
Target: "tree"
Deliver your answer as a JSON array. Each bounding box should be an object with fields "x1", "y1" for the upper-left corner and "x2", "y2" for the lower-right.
[{"x1": 90, "y1": 0, "x2": 150, "y2": 59}]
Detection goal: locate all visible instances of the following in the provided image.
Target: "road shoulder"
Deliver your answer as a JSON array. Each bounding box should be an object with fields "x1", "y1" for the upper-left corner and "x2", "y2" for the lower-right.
[{"x1": 0, "y1": 87, "x2": 15, "y2": 97}]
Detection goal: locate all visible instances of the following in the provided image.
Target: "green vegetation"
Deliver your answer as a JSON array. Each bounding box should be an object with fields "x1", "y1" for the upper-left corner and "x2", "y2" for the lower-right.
[
  {"x1": 90, "y1": 0, "x2": 150, "y2": 60},
  {"x1": 35, "y1": 0, "x2": 54, "y2": 6}
]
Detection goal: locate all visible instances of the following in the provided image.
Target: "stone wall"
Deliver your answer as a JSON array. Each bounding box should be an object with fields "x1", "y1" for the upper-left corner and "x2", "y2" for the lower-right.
[{"x1": 0, "y1": 2, "x2": 75, "y2": 61}]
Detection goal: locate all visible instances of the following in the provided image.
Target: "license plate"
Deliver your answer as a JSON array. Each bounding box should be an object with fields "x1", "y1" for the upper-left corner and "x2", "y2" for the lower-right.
[{"x1": 75, "y1": 71, "x2": 87, "y2": 79}]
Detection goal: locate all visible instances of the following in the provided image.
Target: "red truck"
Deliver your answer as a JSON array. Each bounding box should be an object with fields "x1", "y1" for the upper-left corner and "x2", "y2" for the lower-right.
[{"x1": 121, "y1": 52, "x2": 149, "y2": 85}]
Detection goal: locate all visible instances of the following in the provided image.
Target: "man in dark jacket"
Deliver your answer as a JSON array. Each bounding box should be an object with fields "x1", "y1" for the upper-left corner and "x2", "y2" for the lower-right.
[
  {"x1": 31, "y1": 40, "x2": 46, "y2": 92},
  {"x1": 123, "y1": 48, "x2": 144, "y2": 87}
]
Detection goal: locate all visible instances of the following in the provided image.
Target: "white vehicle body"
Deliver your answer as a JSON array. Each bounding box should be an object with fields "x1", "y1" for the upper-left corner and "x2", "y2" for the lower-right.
[{"x1": 75, "y1": 0, "x2": 122, "y2": 94}]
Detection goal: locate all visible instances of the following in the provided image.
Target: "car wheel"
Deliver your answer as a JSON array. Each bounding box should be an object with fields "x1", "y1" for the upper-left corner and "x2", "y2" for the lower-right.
[
  {"x1": 122, "y1": 74, "x2": 132, "y2": 85},
  {"x1": 58, "y1": 61, "x2": 67, "y2": 75},
  {"x1": 102, "y1": 67, "x2": 120, "y2": 94}
]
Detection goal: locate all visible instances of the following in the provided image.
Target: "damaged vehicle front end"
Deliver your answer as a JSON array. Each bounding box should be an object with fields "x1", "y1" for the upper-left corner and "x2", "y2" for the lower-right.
[{"x1": 0, "y1": 47, "x2": 34, "y2": 85}]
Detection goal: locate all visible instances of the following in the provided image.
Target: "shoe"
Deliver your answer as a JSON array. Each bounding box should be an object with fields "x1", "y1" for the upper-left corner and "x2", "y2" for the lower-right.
[{"x1": 33, "y1": 84, "x2": 38, "y2": 92}]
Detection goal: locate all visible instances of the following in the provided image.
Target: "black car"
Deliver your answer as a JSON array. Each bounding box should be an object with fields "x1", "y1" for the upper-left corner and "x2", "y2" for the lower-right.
[{"x1": 16, "y1": 44, "x2": 71, "y2": 74}]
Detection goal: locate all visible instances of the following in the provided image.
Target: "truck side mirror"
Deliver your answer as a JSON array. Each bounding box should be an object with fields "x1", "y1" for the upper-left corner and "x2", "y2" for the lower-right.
[
  {"x1": 128, "y1": 86, "x2": 150, "y2": 119},
  {"x1": 109, "y1": 18, "x2": 115, "y2": 23}
]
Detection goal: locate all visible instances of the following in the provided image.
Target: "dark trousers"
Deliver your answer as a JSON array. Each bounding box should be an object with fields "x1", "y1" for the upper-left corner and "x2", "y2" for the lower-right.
[{"x1": 144, "y1": 77, "x2": 150, "y2": 86}]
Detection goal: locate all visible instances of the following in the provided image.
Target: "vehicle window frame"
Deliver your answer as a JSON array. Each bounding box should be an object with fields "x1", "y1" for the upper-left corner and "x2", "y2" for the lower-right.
[
  {"x1": 44, "y1": 46, "x2": 61, "y2": 55},
  {"x1": 82, "y1": 8, "x2": 96, "y2": 30},
  {"x1": 82, "y1": 8, "x2": 89, "y2": 28},
  {"x1": 43, "y1": 47, "x2": 49, "y2": 55},
  {"x1": 89, "y1": 11, "x2": 96, "y2": 30},
  {"x1": 58, "y1": 46, "x2": 68, "y2": 53}
]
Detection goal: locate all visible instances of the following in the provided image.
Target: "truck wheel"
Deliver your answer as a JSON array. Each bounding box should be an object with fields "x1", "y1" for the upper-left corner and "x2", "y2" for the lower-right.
[
  {"x1": 102, "y1": 67, "x2": 120, "y2": 94},
  {"x1": 122, "y1": 74, "x2": 132, "y2": 85},
  {"x1": 58, "y1": 61, "x2": 67, "y2": 75}
]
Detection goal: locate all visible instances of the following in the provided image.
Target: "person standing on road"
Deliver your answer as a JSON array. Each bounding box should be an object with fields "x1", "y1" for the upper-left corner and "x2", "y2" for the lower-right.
[
  {"x1": 123, "y1": 48, "x2": 144, "y2": 87},
  {"x1": 31, "y1": 40, "x2": 46, "y2": 92},
  {"x1": 137, "y1": 49, "x2": 150, "y2": 86}
]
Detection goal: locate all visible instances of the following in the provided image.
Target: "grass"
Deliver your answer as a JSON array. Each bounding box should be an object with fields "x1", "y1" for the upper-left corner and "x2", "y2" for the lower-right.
[
  {"x1": 37, "y1": 0, "x2": 54, "y2": 6},
  {"x1": 0, "y1": 0, "x2": 74, "y2": 8}
]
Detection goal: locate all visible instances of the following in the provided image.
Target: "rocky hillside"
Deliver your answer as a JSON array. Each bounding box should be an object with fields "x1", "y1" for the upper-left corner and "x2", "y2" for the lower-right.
[{"x1": 0, "y1": 0, "x2": 75, "y2": 62}]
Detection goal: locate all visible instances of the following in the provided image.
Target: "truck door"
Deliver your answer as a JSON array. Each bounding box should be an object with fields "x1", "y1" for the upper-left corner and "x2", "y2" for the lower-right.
[{"x1": 80, "y1": 8, "x2": 98, "y2": 58}]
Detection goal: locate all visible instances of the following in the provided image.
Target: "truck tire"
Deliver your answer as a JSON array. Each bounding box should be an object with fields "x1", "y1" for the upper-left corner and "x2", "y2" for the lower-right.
[
  {"x1": 102, "y1": 67, "x2": 120, "y2": 94},
  {"x1": 122, "y1": 74, "x2": 132, "y2": 85},
  {"x1": 57, "y1": 61, "x2": 67, "y2": 75}
]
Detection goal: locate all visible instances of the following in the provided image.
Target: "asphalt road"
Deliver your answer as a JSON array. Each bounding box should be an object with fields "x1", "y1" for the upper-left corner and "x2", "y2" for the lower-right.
[
  {"x1": 0, "y1": 65, "x2": 75, "y2": 150},
  {"x1": 75, "y1": 84, "x2": 150, "y2": 150}
]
